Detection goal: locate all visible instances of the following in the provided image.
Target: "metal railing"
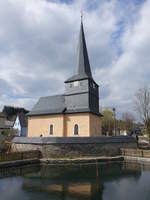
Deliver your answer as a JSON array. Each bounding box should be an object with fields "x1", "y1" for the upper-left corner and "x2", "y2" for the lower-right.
[{"x1": 120, "y1": 148, "x2": 150, "y2": 158}]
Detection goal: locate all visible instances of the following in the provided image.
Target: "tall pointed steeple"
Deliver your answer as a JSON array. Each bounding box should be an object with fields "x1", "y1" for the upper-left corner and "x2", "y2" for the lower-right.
[
  {"x1": 65, "y1": 19, "x2": 92, "y2": 83},
  {"x1": 65, "y1": 18, "x2": 100, "y2": 115},
  {"x1": 75, "y1": 19, "x2": 92, "y2": 77}
]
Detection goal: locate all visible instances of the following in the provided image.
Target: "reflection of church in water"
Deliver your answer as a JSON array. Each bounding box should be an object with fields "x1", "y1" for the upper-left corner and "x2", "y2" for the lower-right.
[{"x1": 20, "y1": 162, "x2": 142, "y2": 200}]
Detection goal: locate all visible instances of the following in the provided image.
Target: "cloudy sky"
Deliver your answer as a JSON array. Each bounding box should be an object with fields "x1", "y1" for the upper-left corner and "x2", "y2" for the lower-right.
[{"x1": 0, "y1": 0, "x2": 149, "y2": 118}]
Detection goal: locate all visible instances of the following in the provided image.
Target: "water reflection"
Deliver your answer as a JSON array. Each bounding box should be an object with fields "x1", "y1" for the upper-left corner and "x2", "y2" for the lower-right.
[
  {"x1": 0, "y1": 164, "x2": 40, "y2": 178},
  {"x1": 0, "y1": 162, "x2": 150, "y2": 200}
]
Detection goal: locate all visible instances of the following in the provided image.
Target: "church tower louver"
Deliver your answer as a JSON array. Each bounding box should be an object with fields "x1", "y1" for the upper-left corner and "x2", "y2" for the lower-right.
[
  {"x1": 65, "y1": 20, "x2": 100, "y2": 115},
  {"x1": 27, "y1": 19, "x2": 102, "y2": 137}
]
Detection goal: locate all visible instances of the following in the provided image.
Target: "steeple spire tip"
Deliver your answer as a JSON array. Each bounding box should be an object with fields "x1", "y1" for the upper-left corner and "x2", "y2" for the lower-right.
[{"x1": 81, "y1": 10, "x2": 83, "y2": 21}]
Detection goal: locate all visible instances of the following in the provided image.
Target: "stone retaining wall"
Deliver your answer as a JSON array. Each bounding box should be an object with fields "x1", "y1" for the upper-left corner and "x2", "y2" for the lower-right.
[{"x1": 12, "y1": 136, "x2": 137, "y2": 158}]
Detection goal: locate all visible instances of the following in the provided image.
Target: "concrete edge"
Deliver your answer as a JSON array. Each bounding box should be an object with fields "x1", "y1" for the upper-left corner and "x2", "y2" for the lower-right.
[
  {"x1": 0, "y1": 158, "x2": 40, "y2": 168},
  {"x1": 12, "y1": 136, "x2": 136, "y2": 145},
  {"x1": 0, "y1": 156, "x2": 124, "y2": 168},
  {"x1": 40, "y1": 156, "x2": 124, "y2": 164},
  {"x1": 3, "y1": 155, "x2": 150, "y2": 168}
]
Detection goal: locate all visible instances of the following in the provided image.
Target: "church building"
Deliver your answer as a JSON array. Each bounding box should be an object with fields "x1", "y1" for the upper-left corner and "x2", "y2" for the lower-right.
[{"x1": 27, "y1": 20, "x2": 102, "y2": 137}]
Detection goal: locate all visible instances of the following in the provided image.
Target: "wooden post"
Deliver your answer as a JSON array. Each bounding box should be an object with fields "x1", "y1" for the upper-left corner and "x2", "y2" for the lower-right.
[{"x1": 96, "y1": 160, "x2": 99, "y2": 177}]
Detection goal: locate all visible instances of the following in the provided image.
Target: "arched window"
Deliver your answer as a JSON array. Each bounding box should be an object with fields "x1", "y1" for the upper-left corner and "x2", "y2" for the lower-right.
[
  {"x1": 74, "y1": 124, "x2": 79, "y2": 135},
  {"x1": 50, "y1": 124, "x2": 53, "y2": 135}
]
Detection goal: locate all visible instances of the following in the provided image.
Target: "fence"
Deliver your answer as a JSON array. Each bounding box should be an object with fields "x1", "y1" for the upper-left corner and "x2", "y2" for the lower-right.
[
  {"x1": 0, "y1": 150, "x2": 41, "y2": 162},
  {"x1": 138, "y1": 136, "x2": 149, "y2": 142},
  {"x1": 121, "y1": 148, "x2": 150, "y2": 158}
]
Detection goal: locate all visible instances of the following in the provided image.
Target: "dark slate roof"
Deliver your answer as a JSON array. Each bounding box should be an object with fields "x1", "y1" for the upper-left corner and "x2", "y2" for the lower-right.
[
  {"x1": 27, "y1": 95, "x2": 66, "y2": 116},
  {"x1": 65, "y1": 21, "x2": 93, "y2": 83},
  {"x1": 0, "y1": 120, "x2": 14, "y2": 129},
  {"x1": 2, "y1": 106, "x2": 29, "y2": 117},
  {"x1": 0, "y1": 112, "x2": 6, "y2": 118},
  {"x1": 65, "y1": 108, "x2": 102, "y2": 117},
  {"x1": 27, "y1": 95, "x2": 102, "y2": 117}
]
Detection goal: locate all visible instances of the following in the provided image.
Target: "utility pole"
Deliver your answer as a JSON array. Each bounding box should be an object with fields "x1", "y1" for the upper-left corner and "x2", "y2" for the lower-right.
[{"x1": 112, "y1": 108, "x2": 116, "y2": 136}]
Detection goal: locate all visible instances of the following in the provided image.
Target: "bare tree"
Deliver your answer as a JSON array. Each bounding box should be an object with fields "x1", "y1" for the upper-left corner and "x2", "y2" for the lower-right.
[{"x1": 134, "y1": 86, "x2": 150, "y2": 125}]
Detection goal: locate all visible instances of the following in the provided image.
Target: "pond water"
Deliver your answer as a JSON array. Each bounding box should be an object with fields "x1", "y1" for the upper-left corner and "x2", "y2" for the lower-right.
[{"x1": 0, "y1": 162, "x2": 150, "y2": 200}]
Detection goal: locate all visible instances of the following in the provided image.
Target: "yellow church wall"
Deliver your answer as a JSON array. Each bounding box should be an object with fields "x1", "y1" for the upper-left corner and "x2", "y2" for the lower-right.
[
  {"x1": 89, "y1": 113, "x2": 101, "y2": 136},
  {"x1": 27, "y1": 113, "x2": 101, "y2": 137},
  {"x1": 27, "y1": 114, "x2": 64, "y2": 137},
  {"x1": 64, "y1": 113, "x2": 90, "y2": 137}
]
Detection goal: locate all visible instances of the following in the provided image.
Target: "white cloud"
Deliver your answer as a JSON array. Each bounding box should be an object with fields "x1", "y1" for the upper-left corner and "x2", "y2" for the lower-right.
[
  {"x1": 0, "y1": 0, "x2": 149, "y2": 120},
  {"x1": 102, "y1": 0, "x2": 150, "y2": 117}
]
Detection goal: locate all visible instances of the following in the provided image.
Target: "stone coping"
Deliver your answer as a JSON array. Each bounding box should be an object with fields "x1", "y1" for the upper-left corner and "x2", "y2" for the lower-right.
[
  {"x1": 2, "y1": 155, "x2": 150, "y2": 168},
  {"x1": 13, "y1": 136, "x2": 136, "y2": 145},
  {"x1": 0, "y1": 158, "x2": 40, "y2": 168},
  {"x1": 0, "y1": 156, "x2": 124, "y2": 168},
  {"x1": 40, "y1": 156, "x2": 124, "y2": 164}
]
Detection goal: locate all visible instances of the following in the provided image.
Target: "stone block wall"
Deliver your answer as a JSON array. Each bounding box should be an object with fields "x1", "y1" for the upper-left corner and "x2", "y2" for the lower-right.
[{"x1": 12, "y1": 136, "x2": 137, "y2": 158}]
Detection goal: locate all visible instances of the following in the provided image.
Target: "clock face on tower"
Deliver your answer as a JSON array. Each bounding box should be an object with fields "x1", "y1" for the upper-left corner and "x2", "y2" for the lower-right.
[{"x1": 73, "y1": 81, "x2": 79, "y2": 87}]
